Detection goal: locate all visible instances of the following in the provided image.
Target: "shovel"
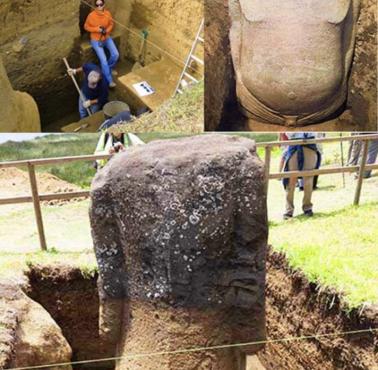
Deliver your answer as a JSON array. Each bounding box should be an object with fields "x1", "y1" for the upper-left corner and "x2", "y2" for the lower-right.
[
  {"x1": 63, "y1": 58, "x2": 92, "y2": 118},
  {"x1": 132, "y1": 30, "x2": 149, "y2": 71}
]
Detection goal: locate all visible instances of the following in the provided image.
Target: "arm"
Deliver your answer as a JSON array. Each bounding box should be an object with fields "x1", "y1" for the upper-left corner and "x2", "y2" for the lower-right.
[
  {"x1": 106, "y1": 11, "x2": 114, "y2": 34},
  {"x1": 90, "y1": 193, "x2": 127, "y2": 346},
  {"x1": 84, "y1": 13, "x2": 101, "y2": 33}
]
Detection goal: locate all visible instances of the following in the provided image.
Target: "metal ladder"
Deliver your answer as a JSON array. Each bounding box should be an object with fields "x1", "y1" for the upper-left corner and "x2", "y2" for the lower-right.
[{"x1": 174, "y1": 18, "x2": 204, "y2": 96}]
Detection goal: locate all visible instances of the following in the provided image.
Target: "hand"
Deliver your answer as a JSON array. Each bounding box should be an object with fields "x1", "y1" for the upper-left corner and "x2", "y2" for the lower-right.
[
  {"x1": 83, "y1": 100, "x2": 91, "y2": 109},
  {"x1": 99, "y1": 26, "x2": 107, "y2": 36},
  {"x1": 67, "y1": 68, "x2": 76, "y2": 76}
]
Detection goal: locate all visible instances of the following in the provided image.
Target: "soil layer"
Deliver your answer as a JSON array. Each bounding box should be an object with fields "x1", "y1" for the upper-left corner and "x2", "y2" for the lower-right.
[
  {"x1": 260, "y1": 250, "x2": 377, "y2": 370},
  {"x1": 26, "y1": 266, "x2": 114, "y2": 370},
  {"x1": 22, "y1": 251, "x2": 378, "y2": 370}
]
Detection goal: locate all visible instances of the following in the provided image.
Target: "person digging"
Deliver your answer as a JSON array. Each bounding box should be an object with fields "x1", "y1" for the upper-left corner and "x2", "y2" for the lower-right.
[{"x1": 68, "y1": 63, "x2": 109, "y2": 119}]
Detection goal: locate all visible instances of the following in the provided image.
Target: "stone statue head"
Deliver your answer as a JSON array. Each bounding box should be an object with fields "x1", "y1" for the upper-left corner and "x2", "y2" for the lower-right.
[{"x1": 229, "y1": 0, "x2": 360, "y2": 127}]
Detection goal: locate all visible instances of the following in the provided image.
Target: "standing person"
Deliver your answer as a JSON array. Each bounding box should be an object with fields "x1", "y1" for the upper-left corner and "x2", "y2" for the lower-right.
[
  {"x1": 282, "y1": 133, "x2": 321, "y2": 220},
  {"x1": 278, "y1": 132, "x2": 289, "y2": 173},
  {"x1": 84, "y1": 0, "x2": 119, "y2": 88},
  {"x1": 68, "y1": 63, "x2": 109, "y2": 119},
  {"x1": 348, "y1": 133, "x2": 378, "y2": 178},
  {"x1": 364, "y1": 139, "x2": 378, "y2": 178},
  {"x1": 94, "y1": 131, "x2": 144, "y2": 169}
]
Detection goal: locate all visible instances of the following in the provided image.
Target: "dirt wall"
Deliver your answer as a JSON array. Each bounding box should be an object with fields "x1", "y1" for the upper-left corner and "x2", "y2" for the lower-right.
[
  {"x1": 260, "y1": 250, "x2": 378, "y2": 370},
  {"x1": 348, "y1": 0, "x2": 378, "y2": 130},
  {"x1": 27, "y1": 266, "x2": 114, "y2": 370},
  {"x1": 205, "y1": 0, "x2": 235, "y2": 131},
  {"x1": 122, "y1": 0, "x2": 203, "y2": 67},
  {"x1": 0, "y1": 0, "x2": 81, "y2": 125}
]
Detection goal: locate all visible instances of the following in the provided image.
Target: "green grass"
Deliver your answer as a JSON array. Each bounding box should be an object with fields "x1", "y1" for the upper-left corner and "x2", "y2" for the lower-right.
[
  {"x1": 0, "y1": 134, "x2": 100, "y2": 188},
  {"x1": 269, "y1": 202, "x2": 378, "y2": 309},
  {"x1": 0, "y1": 250, "x2": 97, "y2": 279}
]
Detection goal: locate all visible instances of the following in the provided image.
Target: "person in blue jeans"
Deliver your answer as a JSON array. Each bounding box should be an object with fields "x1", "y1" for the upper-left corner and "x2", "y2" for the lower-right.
[
  {"x1": 68, "y1": 63, "x2": 109, "y2": 119},
  {"x1": 84, "y1": 0, "x2": 119, "y2": 88}
]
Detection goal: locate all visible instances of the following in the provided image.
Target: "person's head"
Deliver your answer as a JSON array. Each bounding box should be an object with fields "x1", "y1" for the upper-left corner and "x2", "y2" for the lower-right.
[
  {"x1": 88, "y1": 70, "x2": 101, "y2": 89},
  {"x1": 94, "y1": 0, "x2": 105, "y2": 11}
]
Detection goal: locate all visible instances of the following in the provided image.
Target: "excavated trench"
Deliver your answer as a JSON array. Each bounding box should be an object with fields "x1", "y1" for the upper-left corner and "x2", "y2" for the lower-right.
[
  {"x1": 1, "y1": 0, "x2": 203, "y2": 132},
  {"x1": 22, "y1": 250, "x2": 377, "y2": 370}
]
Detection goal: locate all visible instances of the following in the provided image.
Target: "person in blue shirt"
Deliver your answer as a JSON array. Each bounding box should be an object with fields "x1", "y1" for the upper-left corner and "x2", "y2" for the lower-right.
[
  {"x1": 281, "y1": 132, "x2": 321, "y2": 219},
  {"x1": 68, "y1": 63, "x2": 109, "y2": 119}
]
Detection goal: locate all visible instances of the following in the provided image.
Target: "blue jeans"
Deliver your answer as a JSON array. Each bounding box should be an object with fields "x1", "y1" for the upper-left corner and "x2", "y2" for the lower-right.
[
  {"x1": 79, "y1": 95, "x2": 101, "y2": 119},
  {"x1": 91, "y1": 38, "x2": 119, "y2": 84}
]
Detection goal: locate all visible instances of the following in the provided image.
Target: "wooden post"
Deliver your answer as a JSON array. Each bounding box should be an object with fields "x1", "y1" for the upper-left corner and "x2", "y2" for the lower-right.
[
  {"x1": 340, "y1": 133, "x2": 346, "y2": 188},
  {"x1": 264, "y1": 146, "x2": 272, "y2": 195},
  {"x1": 27, "y1": 163, "x2": 47, "y2": 251},
  {"x1": 353, "y1": 140, "x2": 369, "y2": 206}
]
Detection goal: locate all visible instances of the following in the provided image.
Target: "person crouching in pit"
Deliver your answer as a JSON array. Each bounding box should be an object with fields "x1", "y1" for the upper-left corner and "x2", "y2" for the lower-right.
[
  {"x1": 85, "y1": 0, "x2": 119, "y2": 88},
  {"x1": 68, "y1": 63, "x2": 109, "y2": 119}
]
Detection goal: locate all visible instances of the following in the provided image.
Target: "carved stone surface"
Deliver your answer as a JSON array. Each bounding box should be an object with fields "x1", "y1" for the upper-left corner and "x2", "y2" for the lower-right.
[
  {"x1": 229, "y1": 0, "x2": 361, "y2": 127},
  {"x1": 0, "y1": 57, "x2": 40, "y2": 132},
  {"x1": 0, "y1": 281, "x2": 72, "y2": 370},
  {"x1": 90, "y1": 134, "x2": 268, "y2": 369}
]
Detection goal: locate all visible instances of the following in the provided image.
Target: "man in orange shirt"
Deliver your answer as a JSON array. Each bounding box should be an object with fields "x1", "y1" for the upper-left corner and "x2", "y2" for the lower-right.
[{"x1": 85, "y1": 0, "x2": 119, "y2": 88}]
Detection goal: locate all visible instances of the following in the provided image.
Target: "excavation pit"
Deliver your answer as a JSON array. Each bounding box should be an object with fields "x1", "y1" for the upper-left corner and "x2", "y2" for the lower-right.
[
  {"x1": 0, "y1": 0, "x2": 203, "y2": 132},
  {"x1": 2, "y1": 250, "x2": 374, "y2": 370}
]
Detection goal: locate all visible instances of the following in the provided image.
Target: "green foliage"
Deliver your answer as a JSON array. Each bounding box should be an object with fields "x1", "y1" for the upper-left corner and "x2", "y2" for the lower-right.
[{"x1": 0, "y1": 134, "x2": 100, "y2": 188}]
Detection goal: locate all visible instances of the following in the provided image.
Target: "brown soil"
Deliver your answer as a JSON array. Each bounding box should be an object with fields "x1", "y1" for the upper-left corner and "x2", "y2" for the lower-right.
[
  {"x1": 26, "y1": 265, "x2": 114, "y2": 370},
  {"x1": 0, "y1": 167, "x2": 82, "y2": 205},
  {"x1": 260, "y1": 250, "x2": 378, "y2": 370},
  {"x1": 20, "y1": 250, "x2": 378, "y2": 370}
]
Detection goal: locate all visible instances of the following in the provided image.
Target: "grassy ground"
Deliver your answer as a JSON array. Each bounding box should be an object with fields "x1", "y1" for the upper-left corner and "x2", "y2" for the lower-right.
[
  {"x1": 0, "y1": 134, "x2": 377, "y2": 311},
  {"x1": 269, "y1": 202, "x2": 378, "y2": 309},
  {"x1": 263, "y1": 138, "x2": 378, "y2": 309}
]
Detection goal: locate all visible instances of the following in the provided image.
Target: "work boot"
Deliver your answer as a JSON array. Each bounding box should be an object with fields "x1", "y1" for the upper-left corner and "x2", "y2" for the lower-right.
[{"x1": 109, "y1": 82, "x2": 116, "y2": 88}]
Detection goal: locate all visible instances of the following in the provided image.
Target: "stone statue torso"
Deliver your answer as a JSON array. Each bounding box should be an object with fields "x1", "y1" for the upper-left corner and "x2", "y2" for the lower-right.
[{"x1": 230, "y1": 0, "x2": 360, "y2": 126}]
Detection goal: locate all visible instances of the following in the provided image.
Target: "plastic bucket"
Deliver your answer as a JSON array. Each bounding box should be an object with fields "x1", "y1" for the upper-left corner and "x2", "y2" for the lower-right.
[{"x1": 103, "y1": 101, "x2": 130, "y2": 119}]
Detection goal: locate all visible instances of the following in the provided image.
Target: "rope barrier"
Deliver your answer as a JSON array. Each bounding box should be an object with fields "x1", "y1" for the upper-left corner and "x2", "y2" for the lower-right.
[
  {"x1": 7, "y1": 327, "x2": 377, "y2": 369},
  {"x1": 79, "y1": 0, "x2": 201, "y2": 73}
]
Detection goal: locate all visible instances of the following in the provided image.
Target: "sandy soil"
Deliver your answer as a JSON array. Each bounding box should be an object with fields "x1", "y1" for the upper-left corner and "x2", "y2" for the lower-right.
[{"x1": 0, "y1": 167, "x2": 81, "y2": 199}]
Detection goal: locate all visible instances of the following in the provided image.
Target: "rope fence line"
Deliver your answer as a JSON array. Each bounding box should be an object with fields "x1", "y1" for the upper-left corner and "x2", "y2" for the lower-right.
[
  {"x1": 7, "y1": 328, "x2": 378, "y2": 370},
  {"x1": 79, "y1": 0, "x2": 202, "y2": 74}
]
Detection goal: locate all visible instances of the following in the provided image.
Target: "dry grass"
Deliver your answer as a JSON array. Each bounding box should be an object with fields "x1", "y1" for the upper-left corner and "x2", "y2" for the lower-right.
[{"x1": 109, "y1": 82, "x2": 204, "y2": 134}]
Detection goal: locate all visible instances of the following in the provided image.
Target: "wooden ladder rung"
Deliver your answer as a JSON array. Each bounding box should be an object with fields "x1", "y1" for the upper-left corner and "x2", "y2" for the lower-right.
[
  {"x1": 190, "y1": 55, "x2": 204, "y2": 65},
  {"x1": 184, "y1": 72, "x2": 199, "y2": 83}
]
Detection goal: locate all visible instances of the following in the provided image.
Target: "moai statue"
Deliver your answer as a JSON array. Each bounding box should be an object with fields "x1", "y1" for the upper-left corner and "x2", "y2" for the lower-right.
[
  {"x1": 90, "y1": 135, "x2": 268, "y2": 370},
  {"x1": 229, "y1": 0, "x2": 360, "y2": 127},
  {"x1": 0, "y1": 57, "x2": 41, "y2": 132},
  {"x1": 0, "y1": 282, "x2": 72, "y2": 370}
]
